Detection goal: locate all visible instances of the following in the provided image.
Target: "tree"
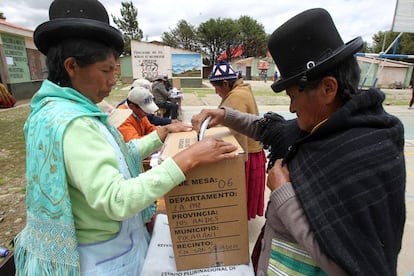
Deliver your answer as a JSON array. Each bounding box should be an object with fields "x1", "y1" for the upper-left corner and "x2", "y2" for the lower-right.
[
  {"x1": 198, "y1": 18, "x2": 241, "y2": 65},
  {"x1": 112, "y1": 1, "x2": 143, "y2": 55},
  {"x1": 165, "y1": 16, "x2": 269, "y2": 65},
  {"x1": 162, "y1": 20, "x2": 200, "y2": 51},
  {"x1": 237, "y1": 16, "x2": 267, "y2": 58},
  {"x1": 360, "y1": 41, "x2": 370, "y2": 53},
  {"x1": 371, "y1": 31, "x2": 414, "y2": 57},
  {"x1": 0, "y1": 12, "x2": 5, "y2": 20}
]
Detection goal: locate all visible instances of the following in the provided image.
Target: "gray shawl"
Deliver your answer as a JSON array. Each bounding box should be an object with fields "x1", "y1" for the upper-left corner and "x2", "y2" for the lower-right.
[{"x1": 258, "y1": 88, "x2": 406, "y2": 275}]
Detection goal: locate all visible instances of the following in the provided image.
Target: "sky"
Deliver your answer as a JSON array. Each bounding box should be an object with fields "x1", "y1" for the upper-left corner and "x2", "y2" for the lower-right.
[{"x1": 0, "y1": 0, "x2": 398, "y2": 47}]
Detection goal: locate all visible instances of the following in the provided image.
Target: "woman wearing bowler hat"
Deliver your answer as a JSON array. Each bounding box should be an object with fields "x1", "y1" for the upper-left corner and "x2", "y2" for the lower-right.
[
  {"x1": 14, "y1": 0, "x2": 238, "y2": 274},
  {"x1": 192, "y1": 8, "x2": 405, "y2": 276}
]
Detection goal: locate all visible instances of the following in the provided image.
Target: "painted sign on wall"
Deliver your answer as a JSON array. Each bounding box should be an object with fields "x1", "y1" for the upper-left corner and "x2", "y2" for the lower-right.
[
  {"x1": 131, "y1": 41, "x2": 170, "y2": 80},
  {"x1": 1, "y1": 33, "x2": 30, "y2": 83}
]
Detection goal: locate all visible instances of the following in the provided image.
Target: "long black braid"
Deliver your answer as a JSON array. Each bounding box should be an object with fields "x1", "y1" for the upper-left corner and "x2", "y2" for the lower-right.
[{"x1": 257, "y1": 111, "x2": 306, "y2": 170}]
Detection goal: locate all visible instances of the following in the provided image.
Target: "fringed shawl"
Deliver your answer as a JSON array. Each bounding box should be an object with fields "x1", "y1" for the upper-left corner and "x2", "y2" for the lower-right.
[
  {"x1": 259, "y1": 88, "x2": 406, "y2": 275},
  {"x1": 14, "y1": 80, "x2": 153, "y2": 275}
]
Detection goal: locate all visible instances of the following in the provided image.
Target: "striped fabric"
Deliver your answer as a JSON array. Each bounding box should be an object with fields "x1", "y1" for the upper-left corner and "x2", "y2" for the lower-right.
[{"x1": 268, "y1": 238, "x2": 327, "y2": 276}]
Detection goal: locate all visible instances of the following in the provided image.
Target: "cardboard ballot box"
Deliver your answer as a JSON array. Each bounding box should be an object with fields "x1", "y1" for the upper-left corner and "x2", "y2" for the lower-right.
[
  {"x1": 159, "y1": 127, "x2": 249, "y2": 271},
  {"x1": 140, "y1": 214, "x2": 254, "y2": 275}
]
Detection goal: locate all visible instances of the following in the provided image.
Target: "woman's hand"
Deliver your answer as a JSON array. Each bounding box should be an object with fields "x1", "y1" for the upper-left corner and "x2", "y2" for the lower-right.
[
  {"x1": 165, "y1": 122, "x2": 192, "y2": 133},
  {"x1": 173, "y1": 137, "x2": 238, "y2": 174},
  {"x1": 157, "y1": 122, "x2": 192, "y2": 142},
  {"x1": 191, "y1": 108, "x2": 225, "y2": 132},
  {"x1": 267, "y1": 159, "x2": 290, "y2": 191}
]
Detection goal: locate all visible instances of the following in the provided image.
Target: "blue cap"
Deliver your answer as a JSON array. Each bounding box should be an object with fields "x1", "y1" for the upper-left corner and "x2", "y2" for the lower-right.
[{"x1": 208, "y1": 61, "x2": 238, "y2": 82}]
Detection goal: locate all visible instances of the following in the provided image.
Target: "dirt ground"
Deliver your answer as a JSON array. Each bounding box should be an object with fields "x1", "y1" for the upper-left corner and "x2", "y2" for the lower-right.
[
  {"x1": 0, "y1": 101, "x2": 28, "y2": 262},
  {"x1": 0, "y1": 175, "x2": 26, "y2": 251}
]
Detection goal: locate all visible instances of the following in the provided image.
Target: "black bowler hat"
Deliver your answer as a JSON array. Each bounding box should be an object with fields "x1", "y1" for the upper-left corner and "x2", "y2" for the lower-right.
[
  {"x1": 268, "y1": 8, "x2": 363, "y2": 92},
  {"x1": 34, "y1": 0, "x2": 124, "y2": 55}
]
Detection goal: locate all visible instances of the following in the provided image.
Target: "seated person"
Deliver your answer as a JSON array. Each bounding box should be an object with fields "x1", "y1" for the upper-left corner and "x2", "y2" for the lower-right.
[
  {"x1": 151, "y1": 75, "x2": 179, "y2": 119},
  {"x1": 117, "y1": 86, "x2": 187, "y2": 142},
  {"x1": 131, "y1": 78, "x2": 152, "y2": 91},
  {"x1": 163, "y1": 75, "x2": 172, "y2": 91},
  {"x1": 130, "y1": 78, "x2": 177, "y2": 125},
  {"x1": 147, "y1": 113, "x2": 178, "y2": 126},
  {"x1": 117, "y1": 86, "x2": 159, "y2": 142}
]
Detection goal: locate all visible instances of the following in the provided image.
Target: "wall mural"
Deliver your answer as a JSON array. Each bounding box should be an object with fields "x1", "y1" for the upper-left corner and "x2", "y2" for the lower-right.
[{"x1": 172, "y1": 53, "x2": 201, "y2": 78}]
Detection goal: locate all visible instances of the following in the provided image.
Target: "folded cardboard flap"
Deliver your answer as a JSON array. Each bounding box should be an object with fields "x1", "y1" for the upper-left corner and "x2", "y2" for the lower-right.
[
  {"x1": 160, "y1": 127, "x2": 249, "y2": 271},
  {"x1": 160, "y1": 127, "x2": 245, "y2": 162}
]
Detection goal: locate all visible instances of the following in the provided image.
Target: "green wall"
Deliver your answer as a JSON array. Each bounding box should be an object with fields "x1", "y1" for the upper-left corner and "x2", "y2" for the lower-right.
[{"x1": 1, "y1": 33, "x2": 31, "y2": 84}]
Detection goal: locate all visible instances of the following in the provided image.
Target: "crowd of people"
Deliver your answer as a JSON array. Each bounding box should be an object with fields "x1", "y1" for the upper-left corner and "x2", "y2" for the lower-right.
[{"x1": 13, "y1": 0, "x2": 406, "y2": 275}]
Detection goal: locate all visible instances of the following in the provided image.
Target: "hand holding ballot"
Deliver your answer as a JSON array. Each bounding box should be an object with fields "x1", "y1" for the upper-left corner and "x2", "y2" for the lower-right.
[{"x1": 191, "y1": 108, "x2": 226, "y2": 132}]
